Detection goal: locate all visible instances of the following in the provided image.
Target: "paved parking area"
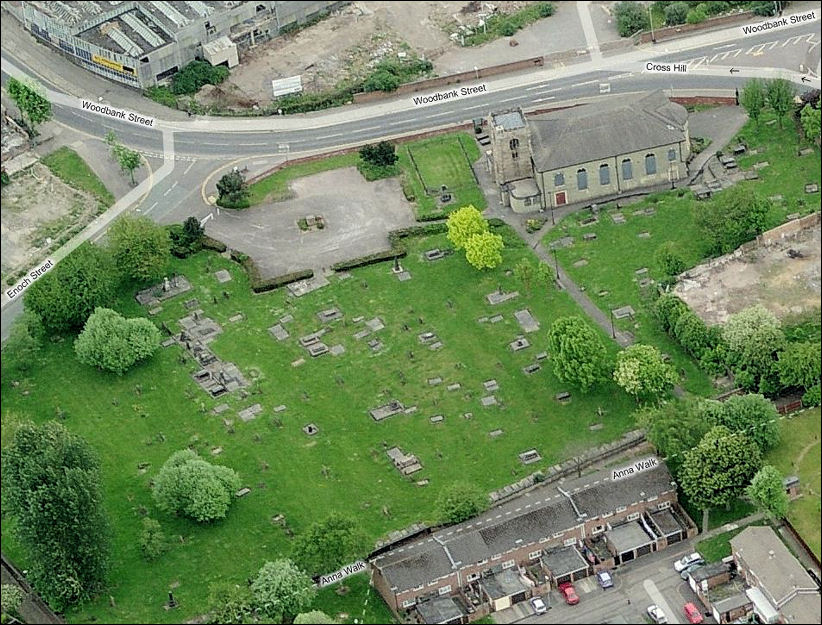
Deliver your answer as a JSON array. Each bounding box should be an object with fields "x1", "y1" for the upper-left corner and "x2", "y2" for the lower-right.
[{"x1": 204, "y1": 167, "x2": 416, "y2": 277}]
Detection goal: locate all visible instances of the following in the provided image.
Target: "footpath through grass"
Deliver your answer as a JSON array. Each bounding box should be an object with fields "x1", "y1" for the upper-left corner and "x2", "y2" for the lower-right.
[
  {"x1": 2, "y1": 227, "x2": 638, "y2": 624},
  {"x1": 41, "y1": 146, "x2": 115, "y2": 207}
]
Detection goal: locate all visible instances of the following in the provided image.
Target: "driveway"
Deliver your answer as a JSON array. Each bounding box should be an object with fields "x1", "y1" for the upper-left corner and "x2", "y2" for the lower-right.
[{"x1": 204, "y1": 167, "x2": 417, "y2": 277}]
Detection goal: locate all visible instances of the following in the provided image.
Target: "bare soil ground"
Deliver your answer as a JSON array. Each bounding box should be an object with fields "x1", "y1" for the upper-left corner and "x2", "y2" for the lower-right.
[
  {"x1": 675, "y1": 223, "x2": 821, "y2": 325},
  {"x1": 0, "y1": 163, "x2": 101, "y2": 285},
  {"x1": 203, "y1": 1, "x2": 537, "y2": 109}
]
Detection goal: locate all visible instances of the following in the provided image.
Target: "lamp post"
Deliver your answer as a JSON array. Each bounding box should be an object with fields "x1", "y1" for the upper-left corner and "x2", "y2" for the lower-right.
[
  {"x1": 648, "y1": 5, "x2": 656, "y2": 43},
  {"x1": 552, "y1": 248, "x2": 559, "y2": 280},
  {"x1": 610, "y1": 310, "x2": 616, "y2": 339}
]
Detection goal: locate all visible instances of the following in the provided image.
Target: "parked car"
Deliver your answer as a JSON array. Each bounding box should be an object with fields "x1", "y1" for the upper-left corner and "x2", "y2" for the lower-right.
[
  {"x1": 596, "y1": 570, "x2": 614, "y2": 589},
  {"x1": 647, "y1": 604, "x2": 669, "y2": 624},
  {"x1": 680, "y1": 562, "x2": 704, "y2": 580},
  {"x1": 684, "y1": 602, "x2": 704, "y2": 624},
  {"x1": 557, "y1": 582, "x2": 580, "y2": 605},
  {"x1": 674, "y1": 552, "x2": 704, "y2": 572},
  {"x1": 530, "y1": 596, "x2": 548, "y2": 615}
]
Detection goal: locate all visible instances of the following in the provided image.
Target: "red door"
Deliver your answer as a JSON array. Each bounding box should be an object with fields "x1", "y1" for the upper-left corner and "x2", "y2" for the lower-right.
[{"x1": 555, "y1": 191, "x2": 567, "y2": 205}]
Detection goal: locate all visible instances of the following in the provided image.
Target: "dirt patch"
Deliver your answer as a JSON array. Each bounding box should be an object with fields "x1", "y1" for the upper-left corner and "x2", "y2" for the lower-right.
[
  {"x1": 202, "y1": 1, "x2": 537, "y2": 109},
  {"x1": 0, "y1": 163, "x2": 103, "y2": 285},
  {"x1": 675, "y1": 223, "x2": 821, "y2": 325}
]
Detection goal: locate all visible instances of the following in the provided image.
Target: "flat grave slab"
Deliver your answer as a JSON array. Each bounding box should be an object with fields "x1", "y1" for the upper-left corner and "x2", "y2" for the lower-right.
[
  {"x1": 211, "y1": 446, "x2": 223, "y2": 455},
  {"x1": 634, "y1": 267, "x2": 648, "y2": 276},
  {"x1": 161, "y1": 338, "x2": 176, "y2": 347},
  {"x1": 184, "y1": 298, "x2": 199, "y2": 310},
  {"x1": 279, "y1": 314, "x2": 294, "y2": 324},
  {"x1": 536, "y1": 351, "x2": 548, "y2": 361},
  {"x1": 214, "y1": 269, "x2": 232, "y2": 283},
  {"x1": 269, "y1": 324, "x2": 289, "y2": 341},
  {"x1": 291, "y1": 358, "x2": 305, "y2": 367},
  {"x1": 463, "y1": 412, "x2": 473, "y2": 420},
  {"x1": 418, "y1": 332, "x2": 437, "y2": 344},
  {"x1": 370, "y1": 400, "x2": 405, "y2": 421},
  {"x1": 397, "y1": 271, "x2": 412, "y2": 281},
  {"x1": 589, "y1": 423, "x2": 604, "y2": 431},
  {"x1": 352, "y1": 316, "x2": 365, "y2": 323},
  {"x1": 428, "y1": 341, "x2": 443, "y2": 351},
  {"x1": 483, "y1": 379, "x2": 499, "y2": 392},
  {"x1": 753, "y1": 161, "x2": 770, "y2": 170},
  {"x1": 611, "y1": 213, "x2": 626, "y2": 224},
  {"x1": 743, "y1": 170, "x2": 759, "y2": 180},
  {"x1": 430, "y1": 415, "x2": 444, "y2": 424},
  {"x1": 514, "y1": 309, "x2": 540, "y2": 333},
  {"x1": 308, "y1": 343, "x2": 329, "y2": 357},
  {"x1": 368, "y1": 339, "x2": 384, "y2": 352},
  {"x1": 329, "y1": 344, "x2": 345, "y2": 356},
  {"x1": 228, "y1": 313, "x2": 244, "y2": 323},
  {"x1": 509, "y1": 337, "x2": 531, "y2": 351},
  {"x1": 637, "y1": 231, "x2": 651, "y2": 239},
  {"x1": 135, "y1": 275, "x2": 192, "y2": 307},
  {"x1": 611, "y1": 305, "x2": 635, "y2": 319},
  {"x1": 477, "y1": 316, "x2": 489, "y2": 323},
  {"x1": 549, "y1": 236, "x2": 574, "y2": 249},
  {"x1": 489, "y1": 429, "x2": 504, "y2": 438},
  {"x1": 481, "y1": 395, "x2": 498, "y2": 406},
  {"x1": 238, "y1": 403, "x2": 263, "y2": 422},
  {"x1": 582, "y1": 233, "x2": 597, "y2": 241},
  {"x1": 287, "y1": 274, "x2": 329, "y2": 297},
  {"x1": 424, "y1": 248, "x2": 445, "y2": 261},
  {"x1": 236, "y1": 487, "x2": 251, "y2": 498},
  {"x1": 354, "y1": 329, "x2": 371, "y2": 340},
  {"x1": 555, "y1": 391, "x2": 571, "y2": 401},
  {"x1": 212, "y1": 403, "x2": 230, "y2": 415},
  {"x1": 317, "y1": 308, "x2": 343, "y2": 323},
  {"x1": 489, "y1": 314, "x2": 504, "y2": 323},
  {"x1": 274, "y1": 405, "x2": 287, "y2": 413},
  {"x1": 404, "y1": 406, "x2": 418, "y2": 414},
  {"x1": 447, "y1": 383, "x2": 461, "y2": 391},
  {"x1": 806, "y1": 183, "x2": 819, "y2": 193},
  {"x1": 522, "y1": 364, "x2": 541, "y2": 375},
  {"x1": 573, "y1": 259, "x2": 588, "y2": 267},
  {"x1": 149, "y1": 306, "x2": 162, "y2": 316},
  {"x1": 299, "y1": 330, "x2": 325, "y2": 347},
  {"x1": 428, "y1": 377, "x2": 443, "y2": 386},
  {"x1": 365, "y1": 317, "x2": 385, "y2": 332},
  {"x1": 799, "y1": 147, "x2": 814, "y2": 156},
  {"x1": 519, "y1": 449, "x2": 542, "y2": 465},
  {"x1": 302, "y1": 423, "x2": 319, "y2": 436},
  {"x1": 638, "y1": 278, "x2": 652, "y2": 288},
  {"x1": 486, "y1": 290, "x2": 519, "y2": 305}
]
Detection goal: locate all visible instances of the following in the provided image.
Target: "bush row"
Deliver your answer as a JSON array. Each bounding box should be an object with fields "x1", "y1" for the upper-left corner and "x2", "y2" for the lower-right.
[{"x1": 228, "y1": 249, "x2": 312, "y2": 293}]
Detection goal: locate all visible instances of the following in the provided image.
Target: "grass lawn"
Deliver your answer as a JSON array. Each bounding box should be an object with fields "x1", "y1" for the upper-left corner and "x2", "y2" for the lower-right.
[
  {"x1": 542, "y1": 111, "x2": 821, "y2": 398},
  {"x1": 248, "y1": 153, "x2": 359, "y2": 204},
  {"x1": 696, "y1": 522, "x2": 768, "y2": 563},
  {"x1": 400, "y1": 133, "x2": 486, "y2": 219},
  {"x1": 765, "y1": 407, "x2": 821, "y2": 560},
  {"x1": 2, "y1": 226, "x2": 639, "y2": 624},
  {"x1": 41, "y1": 146, "x2": 115, "y2": 208}
]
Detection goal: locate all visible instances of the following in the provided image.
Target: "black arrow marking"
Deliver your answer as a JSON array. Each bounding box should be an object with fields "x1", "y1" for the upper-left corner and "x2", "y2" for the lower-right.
[
  {"x1": 801, "y1": 76, "x2": 811, "y2": 83},
  {"x1": 730, "y1": 68, "x2": 740, "y2": 74}
]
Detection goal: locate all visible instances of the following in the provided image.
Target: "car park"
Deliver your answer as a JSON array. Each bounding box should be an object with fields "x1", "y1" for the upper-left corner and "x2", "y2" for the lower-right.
[
  {"x1": 647, "y1": 604, "x2": 669, "y2": 624},
  {"x1": 680, "y1": 562, "x2": 704, "y2": 580},
  {"x1": 558, "y1": 582, "x2": 580, "y2": 605},
  {"x1": 596, "y1": 570, "x2": 614, "y2": 588},
  {"x1": 530, "y1": 596, "x2": 548, "y2": 615},
  {"x1": 684, "y1": 602, "x2": 704, "y2": 624},
  {"x1": 674, "y1": 552, "x2": 704, "y2": 572}
]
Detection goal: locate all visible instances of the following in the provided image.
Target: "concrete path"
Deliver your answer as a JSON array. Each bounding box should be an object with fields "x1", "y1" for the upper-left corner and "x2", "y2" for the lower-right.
[
  {"x1": 687, "y1": 106, "x2": 749, "y2": 182},
  {"x1": 577, "y1": 1, "x2": 603, "y2": 62}
]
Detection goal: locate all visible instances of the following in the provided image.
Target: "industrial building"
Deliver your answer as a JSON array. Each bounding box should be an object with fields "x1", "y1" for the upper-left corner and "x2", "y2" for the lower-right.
[{"x1": 5, "y1": 1, "x2": 342, "y2": 89}]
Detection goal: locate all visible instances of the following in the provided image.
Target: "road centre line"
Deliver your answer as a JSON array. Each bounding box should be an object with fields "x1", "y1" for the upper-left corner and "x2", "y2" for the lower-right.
[
  {"x1": 572, "y1": 79, "x2": 598, "y2": 87},
  {"x1": 533, "y1": 97, "x2": 556, "y2": 102},
  {"x1": 183, "y1": 160, "x2": 197, "y2": 175}
]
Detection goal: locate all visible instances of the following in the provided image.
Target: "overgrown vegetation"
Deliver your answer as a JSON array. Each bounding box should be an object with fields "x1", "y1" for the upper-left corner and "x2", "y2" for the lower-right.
[
  {"x1": 171, "y1": 60, "x2": 230, "y2": 95},
  {"x1": 459, "y1": 2, "x2": 556, "y2": 46},
  {"x1": 41, "y1": 147, "x2": 115, "y2": 208}
]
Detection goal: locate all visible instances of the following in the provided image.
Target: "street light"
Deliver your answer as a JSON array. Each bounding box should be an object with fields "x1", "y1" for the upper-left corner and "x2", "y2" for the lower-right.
[
  {"x1": 552, "y1": 248, "x2": 559, "y2": 280},
  {"x1": 610, "y1": 310, "x2": 616, "y2": 339},
  {"x1": 648, "y1": 5, "x2": 656, "y2": 43}
]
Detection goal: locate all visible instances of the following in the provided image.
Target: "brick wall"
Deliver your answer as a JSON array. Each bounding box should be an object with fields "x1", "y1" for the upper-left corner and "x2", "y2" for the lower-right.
[{"x1": 634, "y1": 11, "x2": 757, "y2": 44}]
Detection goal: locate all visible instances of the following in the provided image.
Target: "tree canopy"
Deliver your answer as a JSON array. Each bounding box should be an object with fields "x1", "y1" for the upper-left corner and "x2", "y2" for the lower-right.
[
  {"x1": 778, "y1": 341, "x2": 821, "y2": 391},
  {"x1": 251, "y1": 559, "x2": 315, "y2": 623},
  {"x1": 7, "y1": 77, "x2": 52, "y2": 137},
  {"x1": 547, "y1": 316, "x2": 611, "y2": 392},
  {"x1": 74, "y1": 307, "x2": 161, "y2": 374},
  {"x1": 291, "y1": 513, "x2": 370, "y2": 577},
  {"x1": 152, "y1": 449, "x2": 241, "y2": 522},
  {"x1": 463, "y1": 230, "x2": 504, "y2": 270},
  {"x1": 436, "y1": 481, "x2": 488, "y2": 524},
  {"x1": 800, "y1": 104, "x2": 821, "y2": 141},
  {"x1": 746, "y1": 465, "x2": 789, "y2": 520},
  {"x1": 108, "y1": 215, "x2": 171, "y2": 282},
  {"x1": 446, "y1": 205, "x2": 488, "y2": 250},
  {"x1": 613, "y1": 1, "x2": 649, "y2": 37},
  {"x1": 613, "y1": 344, "x2": 678, "y2": 402},
  {"x1": 740, "y1": 78, "x2": 766, "y2": 124},
  {"x1": 1, "y1": 421, "x2": 110, "y2": 610},
  {"x1": 704, "y1": 393, "x2": 780, "y2": 453},
  {"x1": 634, "y1": 399, "x2": 711, "y2": 475},
  {"x1": 765, "y1": 78, "x2": 796, "y2": 128},
  {"x1": 295, "y1": 610, "x2": 336, "y2": 624},
  {"x1": 359, "y1": 141, "x2": 398, "y2": 167},
  {"x1": 216, "y1": 170, "x2": 251, "y2": 208},
  {"x1": 695, "y1": 186, "x2": 771, "y2": 256}
]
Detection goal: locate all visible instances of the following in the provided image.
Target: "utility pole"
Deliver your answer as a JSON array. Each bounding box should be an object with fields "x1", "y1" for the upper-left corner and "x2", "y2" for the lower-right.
[{"x1": 649, "y1": 5, "x2": 656, "y2": 43}]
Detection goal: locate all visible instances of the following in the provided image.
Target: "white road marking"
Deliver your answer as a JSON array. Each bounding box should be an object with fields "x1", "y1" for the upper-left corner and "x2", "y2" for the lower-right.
[
  {"x1": 498, "y1": 96, "x2": 523, "y2": 103},
  {"x1": 713, "y1": 43, "x2": 736, "y2": 50},
  {"x1": 526, "y1": 84, "x2": 550, "y2": 91},
  {"x1": 572, "y1": 79, "x2": 598, "y2": 87},
  {"x1": 533, "y1": 97, "x2": 556, "y2": 102},
  {"x1": 183, "y1": 160, "x2": 197, "y2": 175}
]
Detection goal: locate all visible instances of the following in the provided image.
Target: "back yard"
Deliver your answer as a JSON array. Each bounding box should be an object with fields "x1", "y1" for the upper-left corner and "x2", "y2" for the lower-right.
[{"x1": 1, "y1": 225, "x2": 637, "y2": 624}]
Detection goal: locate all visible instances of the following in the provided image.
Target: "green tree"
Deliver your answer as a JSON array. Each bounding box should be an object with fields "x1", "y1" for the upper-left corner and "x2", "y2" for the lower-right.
[
  {"x1": 800, "y1": 103, "x2": 821, "y2": 141},
  {"x1": 723, "y1": 305, "x2": 781, "y2": 355},
  {"x1": 251, "y1": 559, "x2": 315, "y2": 623},
  {"x1": 104, "y1": 130, "x2": 118, "y2": 147},
  {"x1": 446, "y1": 205, "x2": 488, "y2": 250},
  {"x1": 464, "y1": 231, "x2": 504, "y2": 270},
  {"x1": 673, "y1": 310, "x2": 712, "y2": 359},
  {"x1": 654, "y1": 241, "x2": 687, "y2": 277},
  {"x1": 152, "y1": 449, "x2": 241, "y2": 522},
  {"x1": 1, "y1": 421, "x2": 110, "y2": 610},
  {"x1": 7, "y1": 77, "x2": 52, "y2": 140},
  {"x1": 1, "y1": 584, "x2": 24, "y2": 623},
  {"x1": 746, "y1": 465, "x2": 789, "y2": 520},
  {"x1": 680, "y1": 425, "x2": 762, "y2": 531},
  {"x1": 24, "y1": 242, "x2": 118, "y2": 333},
  {"x1": 614, "y1": 344, "x2": 678, "y2": 402},
  {"x1": 710, "y1": 393, "x2": 780, "y2": 453},
  {"x1": 107, "y1": 215, "x2": 171, "y2": 282},
  {"x1": 613, "y1": 1, "x2": 650, "y2": 36},
  {"x1": 695, "y1": 186, "x2": 771, "y2": 255},
  {"x1": 74, "y1": 308, "x2": 161, "y2": 374},
  {"x1": 359, "y1": 141, "x2": 398, "y2": 167},
  {"x1": 653, "y1": 293, "x2": 689, "y2": 333},
  {"x1": 547, "y1": 316, "x2": 611, "y2": 392},
  {"x1": 664, "y1": 1, "x2": 689, "y2": 24},
  {"x1": 723, "y1": 305, "x2": 785, "y2": 392},
  {"x1": 216, "y1": 170, "x2": 250, "y2": 208},
  {"x1": 1, "y1": 313, "x2": 42, "y2": 374},
  {"x1": 205, "y1": 582, "x2": 253, "y2": 625},
  {"x1": 139, "y1": 517, "x2": 167, "y2": 560},
  {"x1": 171, "y1": 60, "x2": 229, "y2": 95},
  {"x1": 295, "y1": 610, "x2": 336, "y2": 624},
  {"x1": 635, "y1": 399, "x2": 711, "y2": 476},
  {"x1": 766, "y1": 78, "x2": 797, "y2": 128},
  {"x1": 291, "y1": 513, "x2": 370, "y2": 577},
  {"x1": 778, "y1": 341, "x2": 821, "y2": 391},
  {"x1": 113, "y1": 144, "x2": 142, "y2": 185},
  {"x1": 536, "y1": 261, "x2": 553, "y2": 290},
  {"x1": 802, "y1": 383, "x2": 821, "y2": 407},
  {"x1": 436, "y1": 481, "x2": 488, "y2": 524},
  {"x1": 686, "y1": 6, "x2": 707, "y2": 24},
  {"x1": 514, "y1": 259, "x2": 535, "y2": 293}
]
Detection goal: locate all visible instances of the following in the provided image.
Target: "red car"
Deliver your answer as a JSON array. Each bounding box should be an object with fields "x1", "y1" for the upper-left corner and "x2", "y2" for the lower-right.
[
  {"x1": 684, "y1": 602, "x2": 704, "y2": 624},
  {"x1": 557, "y1": 582, "x2": 580, "y2": 605}
]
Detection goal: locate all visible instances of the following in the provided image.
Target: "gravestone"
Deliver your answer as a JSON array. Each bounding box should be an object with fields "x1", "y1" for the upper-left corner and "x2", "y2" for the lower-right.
[
  {"x1": 637, "y1": 231, "x2": 651, "y2": 239},
  {"x1": 481, "y1": 395, "x2": 498, "y2": 406},
  {"x1": 611, "y1": 213, "x2": 626, "y2": 224},
  {"x1": 612, "y1": 305, "x2": 635, "y2": 319},
  {"x1": 555, "y1": 391, "x2": 571, "y2": 401},
  {"x1": 428, "y1": 341, "x2": 443, "y2": 351},
  {"x1": 368, "y1": 339, "x2": 384, "y2": 352},
  {"x1": 212, "y1": 403, "x2": 230, "y2": 415},
  {"x1": 329, "y1": 344, "x2": 345, "y2": 356},
  {"x1": 238, "y1": 404, "x2": 263, "y2": 422},
  {"x1": 806, "y1": 183, "x2": 819, "y2": 193},
  {"x1": 211, "y1": 446, "x2": 223, "y2": 455},
  {"x1": 518, "y1": 449, "x2": 542, "y2": 465},
  {"x1": 523, "y1": 364, "x2": 541, "y2": 375},
  {"x1": 486, "y1": 290, "x2": 519, "y2": 305},
  {"x1": 365, "y1": 317, "x2": 385, "y2": 332},
  {"x1": 418, "y1": 332, "x2": 437, "y2": 343},
  {"x1": 302, "y1": 423, "x2": 319, "y2": 436},
  {"x1": 489, "y1": 315, "x2": 504, "y2": 323},
  {"x1": 514, "y1": 309, "x2": 539, "y2": 333},
  {"x1": 370, "y1": 400, "x2": 405, "y2": 421},
  {"x1": 583, "y1": 233, "x2": 597, "y2": 241},
  {"x1": 236, "y1": 488, "x2": 251, "y2": 497},
  {"x1": 396, "y1": 271, "x2": 412, "y2": 281},
  {"x1": 404, "y1": 406, "x2": 418, "y2": 414},
  {"x1": 489, "y1": 429, "x2": 504, "y2": 438},
  {"x1": 317, "y1": 308, "x2": 343, "y2": 323},
  {"x1": 228, "y1": 314, "x2": 244, "y2": 323},
  {"x1": 354, "y1": 329, "x2": 371, "y2": 340},
  {"x1": 149, "y1": 306, "x2": 162, "y2": 316},
  {"x1": 536, "y1": 351, "x2": 548, "y2": 361},
  {"x1": 292, "y1": 358, "x2": 305, "y2": 367},
  {"x1": 573, "y1": 259, "x2": 588, "y2": 267},
  {"x1": 269, "y1": 324, "x2": 289, "y2": 341},
  {"x1": 753, "y1": 161, "x2": 770, "y2": 170},
  {"x1": 483, "y1": 379, "x2": 499, "y2": 392},
  {"x1": 477, "y1": 316, "x2": 489, "y2": 323},
  {"x1": 634, "y1": 267, "x2": 648, "y2": 276},
  {"x1": 509, "y1": 337, "x2": 530, "y2": 351},
  {"x1": 430, "y1": 415, "x2": 444, "y2": 424},
  {"x1": 214, "y1": 270, "x2": 232, "y2": 283},
  {"x1": 184, "y1": 298, "x2": 199, "y2": 310},
  {"x1": 425, "y1": 249, "x2": 445, "y2": 261},
  {"x1": 273, "y1": 405, "x2": 287, "y2": 413},
  {"x1": 428, "y1": 377, "x2": 443, "y2": 386},
  {"x1": 279, "y1": 314, "x2": 294, "y2": 324},
  {"x1": 463, "y1": 412, "x2": 473, "y2": 420},
  {"x1": 447, "y1": 383, "x2": 461, "y2": 391},
  {"x1": 550, "y1": 236, "x2": 574, "y2": 249},
  {"x1": 308, "y1": 343, "x2": 329, "y2": 357}
]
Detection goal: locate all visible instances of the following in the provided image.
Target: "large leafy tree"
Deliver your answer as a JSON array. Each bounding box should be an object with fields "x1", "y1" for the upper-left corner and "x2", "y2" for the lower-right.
[
  {"x1": 547, "y1": 316, "x2": 611, "y2": 392},
  {"x1": 359, "y1": 141, "x2": 398, "y2": 167},
  {"x1": 613, "y1": 1, "x2": 649, "y2": 37},
  {"x1": 216, "y1": 170, "x2": 250, "y2": 208},
  {"x1": 695, "y1": 186, "x2": 771, "y2": 256},
  {"x1": 778, "y1": 341, "x2": 821, "y2": 391},
  {"x1": 635, "y1": 399, "x2": 711, "y2": 476},
  {"x1": 613, "y1": 344, "x2": 678, "y2": 402},
  {"x1": 74, "y1": 307, "x2": 161, "y2": 374},
  {"x1": 152, "y1": 449, "x2": 241, "y2": 522},
  {"x1": 740, "y1": 78, "x2": 766, "y2": 125},
  {"x1": 436, "y1": 481, "x2": 488, "y2": 525},
  {"x1": 251, "y1": 560, "x2": 315, "y2": 623},
  {"x1": 463, "y1": 231, "x2": 504, "y2": 270},
  {"x1": 24, "y1": 242, "x2": 118, "y2": 333},
  {"x1": 746, "y1": 465, "x2": 789, "y2": 520},
  {"x1": 800, "y1": 104, "x2": 821, "y2": 142},
  {"x1": 765, "y1": 78, "x2": 797, "y2": 128},
  {"x1": 723, "y1": 305, "x2": 785, "y2": 392},
  {"x1": 1, "y1": 312, "x2": 42, "y2": 374},
  {"x1": 114, "y1": 144, "x2": 142, "y2": 185},
  {"x1": 707, "y1": 394, "x2": 780, "y2": 453},
  {"x1": 680, "y1": 426, "x2": 762, "y2": 530},
  {"x1": 7, "y1": 77, "x2": 52, "y2": 139},
  {"x1": 653, "y1": 293, "x2": 689, "y2": 334},
  {"x1": 1, "y1": 421, "x2": 110, "y2": 610},
  {"x1": 673, "y1": 310, "x2": 712, "y2": 360},
  {"x1": 446, "y1": 205, "x2": 487, "y2": 250},
  {"x1": 205, "y1": 582, "x2": 253, "y2": 625},
  {"x1": 291, "y1": 513, "x2": 370, "y2": 577},
  {"x1": 108, "y1": 215, "x2": 171, "y2": 282}
]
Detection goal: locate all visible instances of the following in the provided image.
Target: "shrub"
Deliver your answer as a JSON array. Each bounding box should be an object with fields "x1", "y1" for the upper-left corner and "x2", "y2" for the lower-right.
[
  {"x1": 436, "y1": 481, "x2": 488, "y2": 524},
  {"x1": 144, "y1": 86, "x2": 178, "y2": 108},
  {"x1": 664, "y1": 2, "x2": 689, "y2": 25},
  {"x1": 613, "y1": 1, "x2": 650, "y2": 36},
  {"x1": 74, "y1": 308, "x2": 161, "y2": 374},
  {"x1": 171, "y1": 60, "x2": 229, "y2": 95},
  {"x1": 802, "y1": 383, "x2": 821, "y2": 407},
  {"x1": 139, "y1": 517, "x2": 166, "y2": 560},
  {"x1": 686, "y1": 7, "x2": 707, "y2": 23},
  {"x1": 538, "y1": 2, "x2": 555, "y2": 17}
]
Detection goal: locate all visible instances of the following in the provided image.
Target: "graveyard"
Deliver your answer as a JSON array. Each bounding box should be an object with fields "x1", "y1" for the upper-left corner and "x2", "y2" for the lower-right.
[{"x1": 1, "y1": 225, "x2": 639, "y2": 624}]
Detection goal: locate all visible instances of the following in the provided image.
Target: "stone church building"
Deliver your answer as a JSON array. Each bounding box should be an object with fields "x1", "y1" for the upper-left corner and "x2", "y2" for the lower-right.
[{"x1": 489, "y1": 91, "x2": 691, "y2": 213}]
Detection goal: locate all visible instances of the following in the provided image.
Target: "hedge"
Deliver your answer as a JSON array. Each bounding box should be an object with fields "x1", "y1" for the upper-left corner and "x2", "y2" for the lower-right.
[
  {"x1": 228, "y1": 249, "x2": 312, "y2": 293},
  {"x1": 202, "y1": 235, "x2": 227, "y2": 253},
  {"x1": 331, "y1": 249, "x2": 407, "y2": 271}
]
